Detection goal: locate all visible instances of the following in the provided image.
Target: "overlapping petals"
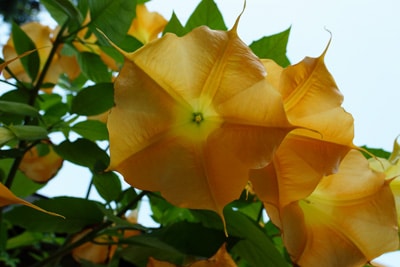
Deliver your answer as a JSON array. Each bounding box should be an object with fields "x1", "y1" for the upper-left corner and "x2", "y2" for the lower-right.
[
  {"x1": 251, "y1": 47, "x2": 354, "y2": 212},
  {"x1": 281, "y1": 150, "x2": 398, "y2": 266},
  {"x1": 107, "y1": 19, "x2": 294, "y2": 218},
  {"x1": 369, "y1": 137, "x2": 400, "y2": 227},
  {"x1": 248, "y1": 45, "x2": 398, "y2": 266}
]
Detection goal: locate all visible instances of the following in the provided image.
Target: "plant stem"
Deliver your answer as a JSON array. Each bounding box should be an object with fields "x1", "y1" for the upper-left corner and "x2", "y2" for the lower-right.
[{"x1": 29, "y1": 190, "x2": 147, "y2": 267}]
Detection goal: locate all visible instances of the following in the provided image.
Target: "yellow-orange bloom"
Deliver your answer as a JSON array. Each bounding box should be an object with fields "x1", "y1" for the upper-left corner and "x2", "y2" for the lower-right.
[
  {"x1": 277, "y1": 150, "x2": 398, "y2": 267},
  {"x1": 128, "y1": 4, "x2": 168, "y2": 44},
  {"x1": 369, "y1": 137, "x2": 400, "y2": 227},
  {"x1": 2, "y1": 22, "x2": 80, "y2": 91},
  {"x1": 107, "y1": 19, "x2": 293, "y2": 219},
  {"x1": 19, "y1": 141, "x2": 63, "y2": 183},
  {"x1": 251, "y1": 47, "x2": 354, "y2": 214}
]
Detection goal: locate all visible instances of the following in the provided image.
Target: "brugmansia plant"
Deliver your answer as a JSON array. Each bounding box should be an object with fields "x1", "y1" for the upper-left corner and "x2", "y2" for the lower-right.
[{"x1": 0, "y1": 0, "x2": 398, "y2": 266}]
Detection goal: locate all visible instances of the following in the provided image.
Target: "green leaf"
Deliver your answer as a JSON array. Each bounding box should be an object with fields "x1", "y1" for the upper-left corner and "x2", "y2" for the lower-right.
[
  {"x1": 0, "y1": 100, "x2": 39, "y2": 118},
  {"x1": 163, "y1": 12, "x2": 186, "y2": 37},
  {"x1": 185, "y1": 0, "x2": 227, "y2": 32},
  {"x1": 93, "y1": 171, "x2": 122, "y2": 202},
  {"x1": 225, "y1": 208, "x2": 290, "y2": 267},
  {"x1": 361, "y1": 146, "x2": 391, "y2": 159},
  {"x1": 70, "y1": 82, "x2": 114, "y2": 116},
  {"x1": 88, "y1": 0, "x2": 136, "y2": 45},
  {"x1": 7, "y1": 125, "x2": 48, "y2": 141},
  {"x1": 120, "y1": 235, "x2": 186, "y2": 266},
  {"x1": 116, "y1": 187, "x2": 139, "y2": 212},
  {"x1": 151, "y1": 221, "x2": 226, "y2": 258},
  {"x1": 54, "y1": 138, "x2": 109, "y2": 171},
  {"x1": 4, "y1": 197, "x2": 104, "y2": 233},
  {"x1": 148, "y1": 193, "x2": 196, "y2": 226},
  {"x1": 117, "y1": 35, "x2": 143, "y2": 53},
  {"x1": 250, "y1": 28, "x2": 291, "y2": 67},
  {"x1": 11, "y1": 22, "x2": 40, "y2": 81},
  {"x1": 77, "y1": 52, "x2": 111, "y2": 83},
  {"x1": 6, "y1": 231, "x2": 44, "y2": 250},
  {"x1": 41, "y1": 0, "x2": 83, "y2": 32},
  {"x1": 72, "y1": 120, "x2": 109, "y2": 141}
]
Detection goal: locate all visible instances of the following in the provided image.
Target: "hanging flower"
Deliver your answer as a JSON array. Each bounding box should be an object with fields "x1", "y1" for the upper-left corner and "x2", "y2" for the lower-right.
[
  {"x1": 251, "y1": 46, "x2": 355, "y2": 217},
  {"x1": 2, "y1": 22, "x2": 80, "y2": 91},
  {"x1": 19, "y1": 141, "x2": 63, "y2": 183},
  {"x1": 128, "y1": 4, "x2": 168, "y2": 44},
  {"x1": 107, "y1": 17, "x2": 294, "y2": 219},
  {"x1": 248, "y1": 45, "x2": 398, "y2": 266},
  {"x1": 369, "y1": 136, "x2": 400, "y2": 227},
  {"x1": 277, "y1": 150, "x2": 398, "y2": 267}
]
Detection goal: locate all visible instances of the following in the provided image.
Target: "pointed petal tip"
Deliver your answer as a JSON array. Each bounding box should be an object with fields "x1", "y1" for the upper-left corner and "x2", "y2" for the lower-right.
[{"x1": 230, "y1": 0, "x2": 246, "y2": 34}]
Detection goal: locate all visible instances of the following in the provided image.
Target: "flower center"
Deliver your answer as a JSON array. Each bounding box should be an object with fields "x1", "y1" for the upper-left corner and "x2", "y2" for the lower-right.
[{"x1": 192, "y1": 112, "x2": 204, "y2": 124}]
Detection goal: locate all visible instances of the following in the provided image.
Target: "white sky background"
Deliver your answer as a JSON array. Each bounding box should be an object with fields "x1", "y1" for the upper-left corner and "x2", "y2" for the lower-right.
[{"x1": 2, "y1": 0, "x2": 400, "y2": 265}]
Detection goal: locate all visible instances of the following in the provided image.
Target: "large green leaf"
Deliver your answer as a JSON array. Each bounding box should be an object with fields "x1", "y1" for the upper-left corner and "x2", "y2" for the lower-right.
[
  {"x1": 41, "y1": 0, "x2": 83, "y2": 32},
  {"x1": 120, "y1": 235, "x2": 186, "y2": 266},
  {"x1": 72, "y1": 120, "x2": 109, "y2": 141},
  {"x1": 11, "y1": 22, "x2": 40, "y2": 81},
  {"x1": 148, "y1": 193, "x2": 196, "y2": 226},
  {"x1": 151, "y1": 221, "x2": 226, "y2": 258},
  {"x1": 70, "y1": 82, "x2": 114, "y2": 116},
  {"x1": 92, "y1": 171, "x2": 122, "y2": 203},
  {"x1": 4, "y1": 197, "x2": 104, "y2": 233},
  {"x1": 88, "y1": 0, "x2": 136, "y2": 45},
  {"x1": 225, "y1": 208, "x2": 290, "y2": 267},
  {"x1": 77, "y1": 52, "x2": 111, "y2": 83},
  {"x1": 185, "y1": 0, "x2": 227, "y2": 32},
  {"x1": 53, "y1": 138, "x2": 109, "y2": 171},
  {"x1": 250, "y1": 28, "x2": 291, "y2": 67}
]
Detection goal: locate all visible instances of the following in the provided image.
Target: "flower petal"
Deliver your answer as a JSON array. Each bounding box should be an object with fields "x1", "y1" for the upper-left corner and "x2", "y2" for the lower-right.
[
  {"x1": 108, "y1": 23, "x2": 293, "y2": 219},
  {"x1": 0, "y1": 182, "x2": 63, "y2": 218},
  {"x1": 281, "y1": 150, "x2": 398, "y2": 266}
]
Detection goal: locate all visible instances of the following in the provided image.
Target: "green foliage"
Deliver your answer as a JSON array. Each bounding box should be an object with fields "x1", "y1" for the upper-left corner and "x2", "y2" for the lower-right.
[
  {"x1": 250, "y1": 28, "x2": 291, "y2": 67},
  {"x1": 87, "y1": 0, "x2": 136, "y2": 45},
  {"x1": 0, "y1": 100, "x2": 39, "y2": 119},
  {"x1": 164, "y1": 0, "x2": 226, "y2": 36},
  {"x1": 71, "y1": 120, "x2": 109, "y2": 141},
  {"x1": 54, "y1": 138, "x2": 109, "y2": 171},
  {"x1": 70, "y1": 82, "x2": 114, "y2": 116},
  {"x1": 77, "y1": 53, "x2": 112, "y2": 83},
  {"x1": 41, "y1": 0, "x2": 83, "y2": 32},
  {"x1": 4, "y1": 197, "x2": 104, "y2": 233}
]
